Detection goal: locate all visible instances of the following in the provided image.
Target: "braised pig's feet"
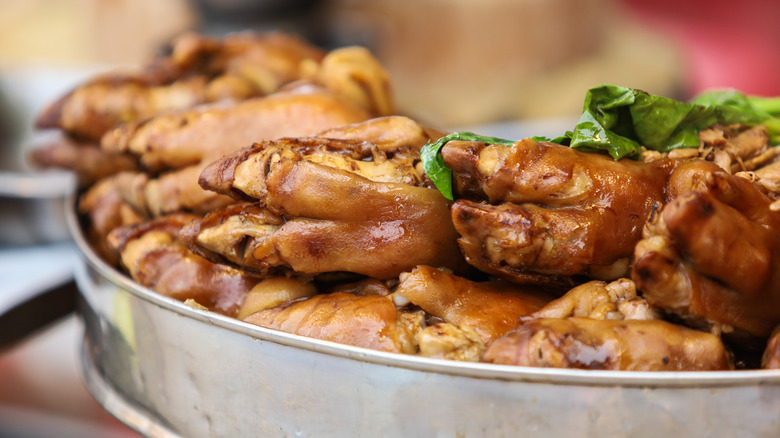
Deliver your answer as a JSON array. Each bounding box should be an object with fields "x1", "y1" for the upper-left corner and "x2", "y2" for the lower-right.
[
  {"x1": 107, "y1": 213, "x2": 267, "y2": 317},
  {"x1": 186, "y1": 120, "x2": 464, "y2": 279},
  {"x1": 185, "y1": 145, "x2": 468, "y2": 279},
  {"x1": 390, "y1": 265, "x2": 554, "y2": 361},
  {"x1": 392, "y1": 265, "x2": 552, "y2": 346},
  {"x1": 98, "y1": 86, "x2": 373, "y2": 216},
  {"x1": 483, "y1": 317, "x2": 733, "y2": 371},
  {"x1": 524, "y1": 278, "x2": 658, "y2": 321},
  {"x1": 28, "y1": 133, "x2": 139, "y2": 187},
  {"x1": 442, "y1": 138, "x2": 676, "y2": 286},
  {"x1": 36, "y1": 31, "x2": 326, "y2": 141},
  {"x1": 244, "y1": 292, "x2": 412, "y2": 353},
  {"x1": 762, "y1": 326, "x2": 780, "y2": 369},
  {"x1": 78, "y1": 174, "x2": 145, "y2": 265},
  {"x1": 632, "y1": 169, "x2": 780, "y2": 338}
]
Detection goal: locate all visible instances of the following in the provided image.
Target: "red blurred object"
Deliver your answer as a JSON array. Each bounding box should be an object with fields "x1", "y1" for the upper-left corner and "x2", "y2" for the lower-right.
[{"x1": 621, "y1": 0, "x2": 780, "y2": 97}]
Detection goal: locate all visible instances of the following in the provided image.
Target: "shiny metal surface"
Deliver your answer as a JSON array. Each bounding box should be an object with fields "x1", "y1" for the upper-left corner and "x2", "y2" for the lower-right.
[{"x1": 67, "y1": 203, "x2": 780, "y2": 438}]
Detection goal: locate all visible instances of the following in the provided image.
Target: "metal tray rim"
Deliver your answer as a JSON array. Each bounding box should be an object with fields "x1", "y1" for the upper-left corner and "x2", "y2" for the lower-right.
[{"x1": 78, "y1": 338, "x2": 181, "y2": 438}]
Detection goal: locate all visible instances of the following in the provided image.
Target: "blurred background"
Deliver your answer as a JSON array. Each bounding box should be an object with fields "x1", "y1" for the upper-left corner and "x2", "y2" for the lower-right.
[{"x1": 0, "y1": 0, "x2": 775, "y2": 436}]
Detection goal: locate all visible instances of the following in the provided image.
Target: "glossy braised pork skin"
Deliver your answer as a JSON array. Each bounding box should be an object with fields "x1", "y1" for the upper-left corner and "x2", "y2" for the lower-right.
[
  {"x1": 108, "y1": 213, "x2": 262, "y2": 317},
  {"x1": 41, "y1": 40, "x2": 394, "y2": 225},
  {"x1": 73, "y1": 85, "x2": 377, "y2": 263},
  {"x1": 242, "y1": 266, "x2": 552, "y2": 361},
  {"x1": 78, "y1": 174, "x2": 145, "y2": 265},
  {"x1": 632, "y1": 165, "x2": 780, "y2": 338},
  {"x1": 99, "y1": 85, "x2": 374, "y2": 216},
  {"x1": 44, "y1": 28, "x2": 780, "y2": 370},
  {"x1": 36, "y1": 31, "x2": 326, "y2": 141},
  {"x1": 244, "y1": 292, "x2": 409, "y2": 352},
  {"x1": 483, "y1": 317, "x2": 733, "y2": 371},
  {"x1": 28, "y1": 133, "x2": 139, "y2": 187},
  {"x1": 184, "y1": 157, "x2": 467, "y2": 279},
  {"x1": 393, "y1": 265, "x2": 552, "y2": 345},
  {"x1": 180, "y1": 116, "x2": 468, "y2": 280},
  {"x1": 443, "y1": 138, "x2": 676, "y2": 287},
  {"x1": 523, "y1": 278, "x2": 658, "y2": 321},
  {"x1": 197, "y1": 126, "x2": 424, "y2": 203}
]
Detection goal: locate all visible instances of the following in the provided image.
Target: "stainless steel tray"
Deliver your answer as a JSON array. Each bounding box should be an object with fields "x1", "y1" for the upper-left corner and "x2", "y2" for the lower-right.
[{"x1": 67, "y1": 201, "x2": 780, "y2": 438}]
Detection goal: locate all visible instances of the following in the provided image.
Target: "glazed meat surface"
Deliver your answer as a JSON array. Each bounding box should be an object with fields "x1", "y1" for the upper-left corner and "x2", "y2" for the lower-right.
[
  {"x1": 300, "y1": 46, "x2": 396, "y2": 117},
  {"x1": 184, "y1": 157, "x2": 467, "y2": 279},
  {"x1": 32, "y1": 40, "x2": 392, "y2": 204},
  {"x1": 762, "y1": 326, "x2": 780, "y2": 369},
  {"x1": 632, "y1": 166, "x2": 780, "y2": 337},
  {"x1": 28, "y1": 134, "x2": 139, "y2": 187},
  {"x1": 483, "y1": 317, "x2": 733, "y2": 371},
  {"x1": 100, "y1": 61, "x2": 390, "y2": 171},
  {"x1": 525, "y1": 278, "x2": 657, "y2": 321},
  {"x1": 36, "y1": 31, "x2": 326, "y2": 141},
  {"x1": 314, "y1": 114, "x2": 446, "y2": 155},
  {"x1": 393, "y1": 265, "x2": 552, "y2": 345},
  {"x1": 99, "y1": 85, "x2": 374, "y2": 216},
  {"x1": 63, "y1": 48, "x2": 397, "y2": 295},
  {"x1": 198, "y1": 126, "x2": 424, "y2": 203},
  {"x1": 46, "y1": 28, "x2": 780, "y2": 371},
  {"x1": 181, "y1": 117, "x2": 468, "y2": 279},
  {"x1": 78, "y1": 174, "x2": 145, "y2": 265},
  {"x1": 108, "y1": 213, "x2": 262, "y2": 317},
  {"x1": 198, "y1": 115, "x2": 436, "y2": 201},
  {"x1": 443, "y1": 138, "x2": 676, "y2": 286},
  {"x1": 244, "y1": 276, "x2": 489, "y2": 360},
  {"x1": 244, "y1": 292, "x2": 407, "y2": 352},
  {"x1": 236, "y1": 276, "x2": 318, "y2": 320}
]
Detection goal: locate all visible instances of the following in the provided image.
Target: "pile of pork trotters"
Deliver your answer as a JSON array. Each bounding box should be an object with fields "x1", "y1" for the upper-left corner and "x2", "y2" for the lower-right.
[{"x1": 31, "y1": 32, "x2": 780, "y2": 371}]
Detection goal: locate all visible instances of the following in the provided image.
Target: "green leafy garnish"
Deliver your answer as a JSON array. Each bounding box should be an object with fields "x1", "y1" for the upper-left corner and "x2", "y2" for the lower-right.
[
  {"x1": 689, "y1": 89, "x2": 780, "y2": 144},
  {"x1": 569, "y1": 84, "x2": 780, "y2": 159},
  {"x1": 420, "y1": 132, "x2": 515, "y2": 200},
  {"x1": 420, "y1": 84, "x2": 780, "y2": 199}
]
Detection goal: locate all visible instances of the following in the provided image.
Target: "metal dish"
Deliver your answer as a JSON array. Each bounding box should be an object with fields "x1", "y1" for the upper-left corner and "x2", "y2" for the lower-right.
[{"x1": 67, "y1": 198, "x2": 780, "y2": 438}]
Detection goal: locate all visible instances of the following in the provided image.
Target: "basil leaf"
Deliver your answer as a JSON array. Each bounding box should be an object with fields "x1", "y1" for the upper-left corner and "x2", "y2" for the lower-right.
[{"x1": 420, "y1": 132, "x2": 514, "y2": 200}]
